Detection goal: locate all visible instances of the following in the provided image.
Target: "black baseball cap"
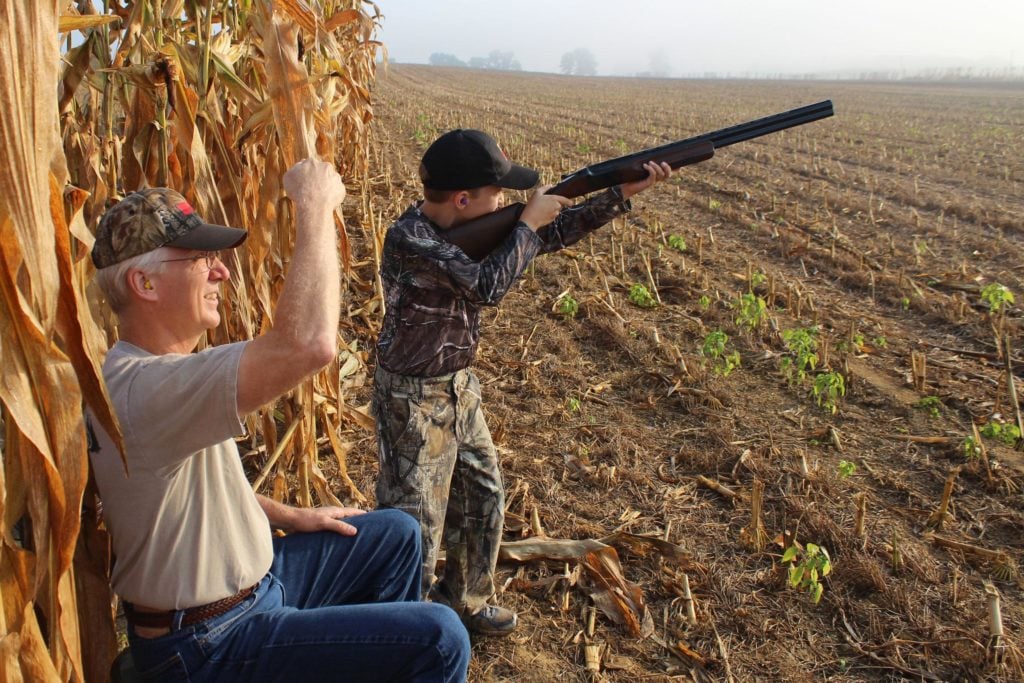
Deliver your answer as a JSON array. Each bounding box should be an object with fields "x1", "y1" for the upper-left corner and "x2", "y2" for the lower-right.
[{"x1": 420, "y1": 129, "x2": 539, "y2": 191}]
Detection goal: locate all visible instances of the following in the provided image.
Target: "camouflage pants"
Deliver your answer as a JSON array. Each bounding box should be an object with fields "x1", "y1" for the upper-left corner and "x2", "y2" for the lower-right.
[{"x1": 373, "y1": 366, "x2": 505, "y2": 615}]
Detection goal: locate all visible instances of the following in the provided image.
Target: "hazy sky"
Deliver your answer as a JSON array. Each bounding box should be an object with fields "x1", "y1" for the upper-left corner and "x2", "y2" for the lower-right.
[{"x1": 376, "y1": 0, "x2": 1024, "y2": 76}]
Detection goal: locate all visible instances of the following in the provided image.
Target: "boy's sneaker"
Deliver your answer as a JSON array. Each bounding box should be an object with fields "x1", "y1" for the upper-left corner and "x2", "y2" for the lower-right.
[{"x1": 462, "y1": 605, "x2": 517, "y2": 636}]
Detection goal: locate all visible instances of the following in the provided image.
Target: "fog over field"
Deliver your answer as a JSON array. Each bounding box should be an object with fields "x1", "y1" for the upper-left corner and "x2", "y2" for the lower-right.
[{"x1": 377, "y1": 0, "x2": 1024, "y2": 78}]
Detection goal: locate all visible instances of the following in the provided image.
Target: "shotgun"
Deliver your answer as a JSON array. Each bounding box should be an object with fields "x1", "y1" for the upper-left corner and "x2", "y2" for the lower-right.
[{"x1": 442, "y1": 100, "x2": 834, "y2": 260}]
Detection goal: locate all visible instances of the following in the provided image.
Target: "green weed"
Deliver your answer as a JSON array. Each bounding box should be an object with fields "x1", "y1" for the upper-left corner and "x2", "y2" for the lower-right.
[
  {"x1": 812, "y1": 371, "x2": 846, "y2": 414},
  {"x1": 700, "y1": 330, "x2": 741, "y2": 377},
  {"x1": 413, "y1": 113, "x2": 434, "y2": 145},
  {"x1": 732, "y1": 292, "x2": 768, "y2": 332},
  {"x1": 915, "y1": 396, "x2": 942, "y2": 418},
  {"x1": 780, "y1": 327, "x2": 819, "y2": 385},
  {"x1": 980, "y1": 283, "x2": 1014, "y2": 313},
  {"x1": 667, "y1": 234, "x2": 687, "y2": 253},
  {"x1": 981, "y1": 421, "x2": 1022, "y2": 445},
  {"x1": 628, "y1": 284, "x2": 657, "y2": 308},
  {"x1": 782, "y1": 543, "x2": 832, "y2": 604},
  {"x1": 557, "y1": 295, "x2": 579, "y2": 319}
]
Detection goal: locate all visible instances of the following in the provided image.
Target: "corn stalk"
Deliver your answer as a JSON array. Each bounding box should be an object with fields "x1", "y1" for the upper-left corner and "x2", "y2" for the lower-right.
[{"x1": 2, "y1": 0, "x2": 383, "y2": 679}]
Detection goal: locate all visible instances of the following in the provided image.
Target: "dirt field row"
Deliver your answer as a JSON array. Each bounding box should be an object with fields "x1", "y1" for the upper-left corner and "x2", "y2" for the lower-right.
[{"x1": 340, "y1": 65, "x2": 1024, "y2": 681}]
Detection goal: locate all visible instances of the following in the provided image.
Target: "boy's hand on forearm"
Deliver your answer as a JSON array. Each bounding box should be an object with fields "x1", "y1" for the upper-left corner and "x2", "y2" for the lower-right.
[
  {"x1": 619, "y1": 161, "x2": 672, "y2": 200},
  {"x1": 520, "y1": 185, "x2": 573, "y2": 230},
  {"x1": 283, "y1": 158, "x2": 346, "y2": 214}
]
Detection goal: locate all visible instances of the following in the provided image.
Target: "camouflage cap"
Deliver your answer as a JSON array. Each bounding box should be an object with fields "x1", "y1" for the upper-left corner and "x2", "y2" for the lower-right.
[{"x1": 91, "y1": 188, "x2": 247, "y2": 269}]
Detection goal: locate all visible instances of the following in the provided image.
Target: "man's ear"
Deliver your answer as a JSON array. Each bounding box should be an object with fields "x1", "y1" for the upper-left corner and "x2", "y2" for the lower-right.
[
  {"x1": 128, "y1": 269, "x2": 158, "y2": 300},
  {"x1": 453, "y1": 191, "x2": 470, "y2": 209}
]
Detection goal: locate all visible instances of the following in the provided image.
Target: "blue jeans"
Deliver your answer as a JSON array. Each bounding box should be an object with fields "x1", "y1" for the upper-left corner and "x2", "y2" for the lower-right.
[{"x1": 127, "y1": 509, "x2": 470, "y2": 682}]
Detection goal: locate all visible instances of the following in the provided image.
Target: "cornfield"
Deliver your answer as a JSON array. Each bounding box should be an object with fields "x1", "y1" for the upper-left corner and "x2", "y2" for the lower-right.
[{"x1": 0, "y1": 1, "x2": 384, "y2": 680}]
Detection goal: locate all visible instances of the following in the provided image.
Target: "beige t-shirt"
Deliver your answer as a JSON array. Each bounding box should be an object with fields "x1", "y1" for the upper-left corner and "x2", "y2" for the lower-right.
[{"x1": 89, "y1": 340, "x2": 273, "y2": 610}]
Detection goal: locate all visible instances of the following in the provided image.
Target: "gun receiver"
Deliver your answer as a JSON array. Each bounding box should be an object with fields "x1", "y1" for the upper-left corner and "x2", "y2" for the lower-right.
[{"x1": 442, "y1": 100, "x2": 834, "y2": 260}]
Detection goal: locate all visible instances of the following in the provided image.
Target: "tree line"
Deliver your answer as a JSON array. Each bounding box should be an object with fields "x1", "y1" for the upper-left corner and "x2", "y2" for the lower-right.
[
  {"x1": 428, "y1": 47, "x2": 600, "y2": 76},
  {"x1": 429, "y1": 50, "x2": 521, "y2": 71}
]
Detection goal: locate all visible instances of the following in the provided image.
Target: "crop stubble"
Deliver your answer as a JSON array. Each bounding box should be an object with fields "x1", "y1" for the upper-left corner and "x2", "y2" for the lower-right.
[{"x1": 346, "y1": 65, "x2": 1024, "y2": 681}]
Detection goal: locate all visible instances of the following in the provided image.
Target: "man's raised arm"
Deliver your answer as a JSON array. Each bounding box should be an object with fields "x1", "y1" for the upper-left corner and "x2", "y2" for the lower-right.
[{"x1": 237, "y1": 159, "x2": 345, "y2": 415}]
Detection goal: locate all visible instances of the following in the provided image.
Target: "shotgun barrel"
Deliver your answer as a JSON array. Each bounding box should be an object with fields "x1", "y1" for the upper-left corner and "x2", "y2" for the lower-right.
[{"x1": 441, "y1": 100, "x2": 834, "y2": 260}]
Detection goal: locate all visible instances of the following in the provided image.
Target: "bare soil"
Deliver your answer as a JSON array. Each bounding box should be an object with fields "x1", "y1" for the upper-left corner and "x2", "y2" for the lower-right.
[{"x1": 339, "y1": 65, "x2": 1024, "y2": 682}]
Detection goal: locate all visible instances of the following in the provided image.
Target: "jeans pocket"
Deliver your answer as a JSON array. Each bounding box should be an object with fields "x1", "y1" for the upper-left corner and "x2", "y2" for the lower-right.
[
  {"x1": 197, "y1": 603, "x2": 252, "y2": 649},
  {"x1": 133, "y1": 649, "x2": 190, "y2": 681},
  {"x1": 195, "y1": 576, "x2": 279, "y2": 657}
]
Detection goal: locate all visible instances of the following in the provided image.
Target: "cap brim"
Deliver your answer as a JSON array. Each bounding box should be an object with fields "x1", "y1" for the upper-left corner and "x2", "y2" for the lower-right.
[
  {"x1": 167, "y1": 222, "x2": 248, "y2": 251},
  {"x1": 494, "y1": 164, "x2": 539, "y2": 190}
]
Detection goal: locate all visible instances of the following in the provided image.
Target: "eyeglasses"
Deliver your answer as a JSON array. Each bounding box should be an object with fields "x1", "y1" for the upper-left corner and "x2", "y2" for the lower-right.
[{"x1": 159, "y1": 252, "x2": 222, "y2": 271}]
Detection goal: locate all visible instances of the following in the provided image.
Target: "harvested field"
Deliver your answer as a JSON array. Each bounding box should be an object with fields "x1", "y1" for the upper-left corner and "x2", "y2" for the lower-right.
[{"x1": 343, "y1": 65, "x2": 1024, "y2": 681}]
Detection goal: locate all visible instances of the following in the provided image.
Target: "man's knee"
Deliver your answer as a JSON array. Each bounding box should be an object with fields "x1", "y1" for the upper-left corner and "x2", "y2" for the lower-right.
[
  {"x1": 357, "y1": 508, "x2": 420, "y2": 541},
  {"x1": 426, "y1": 604, "x2": 471, "y2": 674}
]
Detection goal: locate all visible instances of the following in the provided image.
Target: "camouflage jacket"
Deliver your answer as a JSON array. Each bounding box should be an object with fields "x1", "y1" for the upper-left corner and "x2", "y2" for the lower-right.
[{"x1": 376, "y1": 187, "x2": 631, "y2": 377}]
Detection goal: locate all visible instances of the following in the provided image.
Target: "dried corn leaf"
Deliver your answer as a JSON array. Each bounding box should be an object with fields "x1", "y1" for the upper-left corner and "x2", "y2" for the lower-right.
[
  {"x1": 499, "y1": 537, "x2": 610, "y2": 563},
  {"x1": 73, "y1": 480, "x2": 117, "y2": 681},
  {"x1": 257, "y1": 3, "x2": 316, "y2": 167},
  {"x1": 57, "y1": 34, "x2": 95, "y2": 115},
  {"x1": 321, "y1": 408, "x2": 367, "y2": 504},
  {"x1": 309, "y1": 460, "x2": 343, "y2": 507},
  {"x1": 0, "y1": 0, "x2": 62, "y2": 327},
  {"x1": 58, "y1": 14, "x2": 120, "y2": 32},
  {"x1": 339, "y1": 401, "x2": 374, "y2": 431},
  {"x1": 9, "y1": 603, "x2": 62, "y2": 682},
  {"x1": 600, "y1": 531, "x2": 693, "y2": 565},
  {"x1": 275, "y1": 0, "x2": 319, "y2": 35},
  {"x1": 580, "y1": 546, "x2": 653, "y2": 638},
  {"x1": 325, "y1": 8, "x2": 360, "y2": 32},
  {"x1": 51, "y1": 175, "x2": 123, "y2": 460}
]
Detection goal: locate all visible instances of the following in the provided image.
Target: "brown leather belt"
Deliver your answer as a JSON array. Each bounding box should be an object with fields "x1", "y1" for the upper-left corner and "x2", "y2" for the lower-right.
[{"x1": 125, "y1": 582, "x2": 258, "y2": 629}]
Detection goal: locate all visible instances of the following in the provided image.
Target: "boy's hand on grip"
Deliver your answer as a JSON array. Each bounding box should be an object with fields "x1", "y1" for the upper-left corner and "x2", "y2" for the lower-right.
[
  {"x1": 520, "y1": 185, "x2": 573, "y2": 231},
  {"x1": 619, "y1": 161, "x2": 672, "y2": 200}
]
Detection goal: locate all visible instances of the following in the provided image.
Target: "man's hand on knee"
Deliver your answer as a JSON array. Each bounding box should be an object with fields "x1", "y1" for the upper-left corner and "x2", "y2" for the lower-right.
[
  {"x1": 293, "y1": 506, "x2": 365, "y2": 536},
  {"x1": 258, "y1": 495, "x2": 364, "y2": 536}
]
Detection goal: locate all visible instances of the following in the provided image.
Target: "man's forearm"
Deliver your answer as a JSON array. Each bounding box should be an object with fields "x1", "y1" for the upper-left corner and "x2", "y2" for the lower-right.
[
  {"x1": 257, "y1": 494, "x2": 297, "y2": 531},
  {"x1": 273, "y1": 199, "x2": 340, "y2": 354}
]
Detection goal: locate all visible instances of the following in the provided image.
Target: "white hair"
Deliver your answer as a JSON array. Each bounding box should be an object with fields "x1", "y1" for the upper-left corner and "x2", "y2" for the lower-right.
[{"x1": 93, "y1": 247, "x2": 170, "y2": 313}]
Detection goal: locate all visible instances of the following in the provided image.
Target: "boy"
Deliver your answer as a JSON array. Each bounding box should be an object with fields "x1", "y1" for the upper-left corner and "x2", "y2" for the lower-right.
[{"x1": 373, "y1": 129, "x2": 671, "y2": 635}]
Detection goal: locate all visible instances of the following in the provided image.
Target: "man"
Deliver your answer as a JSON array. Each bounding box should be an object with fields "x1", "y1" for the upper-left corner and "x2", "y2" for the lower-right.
[
  {"x1": 88, "y1": 159, "x2": 469, "y2": 682},
  {"x1": 373, "y1": 129, "x2": 671, "y2": 636}
]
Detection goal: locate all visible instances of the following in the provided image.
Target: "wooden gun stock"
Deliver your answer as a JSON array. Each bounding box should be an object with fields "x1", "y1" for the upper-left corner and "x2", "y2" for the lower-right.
[{"x1": 441, "y1": 100, "x2": 834, "y2": 260}]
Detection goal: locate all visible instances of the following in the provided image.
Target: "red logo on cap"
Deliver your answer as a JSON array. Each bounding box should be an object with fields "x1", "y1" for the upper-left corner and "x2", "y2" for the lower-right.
[{"x1": 176, "y1": 200, "x2": 194, "y2": 215}]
